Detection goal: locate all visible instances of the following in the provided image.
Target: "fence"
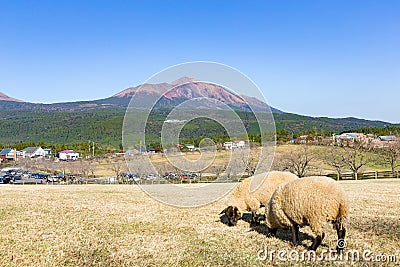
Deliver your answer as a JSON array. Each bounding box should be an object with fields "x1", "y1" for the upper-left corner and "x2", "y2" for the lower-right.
[{"x1": 327, "y1": 170, "x2": 400, "y2": 180}]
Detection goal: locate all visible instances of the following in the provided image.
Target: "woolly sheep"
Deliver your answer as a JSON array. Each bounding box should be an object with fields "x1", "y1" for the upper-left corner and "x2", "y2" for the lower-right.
[
  {"x1": 266, "y1": 176, "x2": 348, "y2": 252},
  {"x1": 220, "y1": 171, "x2": 298, "y2": 226}
]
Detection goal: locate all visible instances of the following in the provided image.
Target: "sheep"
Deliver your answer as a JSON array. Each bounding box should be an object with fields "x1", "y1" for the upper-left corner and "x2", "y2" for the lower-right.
[
  {"x1": 220, "y1": 171, "x2": 299, "y2": 227},
  {"x1": 265, "y1": 176, "x2": 348, "y2": 252}
]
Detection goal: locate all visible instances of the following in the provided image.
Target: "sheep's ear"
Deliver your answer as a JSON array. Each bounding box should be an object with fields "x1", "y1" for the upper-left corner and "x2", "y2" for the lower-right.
[{"x1": 220, "y1": 207, "x2": 229, "y2": 215}]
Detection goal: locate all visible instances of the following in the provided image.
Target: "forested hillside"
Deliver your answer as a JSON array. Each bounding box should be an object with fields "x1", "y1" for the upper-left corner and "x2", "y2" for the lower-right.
[{"x1": 1, "y1": 108, "x2": 398, "y2": 148}]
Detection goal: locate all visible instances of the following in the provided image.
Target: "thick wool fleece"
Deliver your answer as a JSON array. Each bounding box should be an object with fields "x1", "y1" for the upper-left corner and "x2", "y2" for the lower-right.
[
  {"x1": 227, "y1": 171, "x2": 299, "y2": 213},
  {"x1": 267, "y1": 176, "x2": 348, "y2": 236}
]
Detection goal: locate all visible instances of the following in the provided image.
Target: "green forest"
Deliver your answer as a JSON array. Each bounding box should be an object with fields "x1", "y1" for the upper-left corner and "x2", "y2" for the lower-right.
[{"x1": 0, "y1": 108, "x2": 398, "y2": 152}]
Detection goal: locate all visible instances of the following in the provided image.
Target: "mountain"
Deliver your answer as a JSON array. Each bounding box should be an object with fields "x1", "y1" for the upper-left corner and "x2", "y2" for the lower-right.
[
  {"x1": 111, "y1": 77, "x2": 282, "y2": 113},
  {"x1": 0, "y1": 78, "x2": 399, "y2": 146},
  {"x1": 0, "y1": 92, "x2": 24, "y2": 102},
  {"x1": 0, "y1": 78, "x2": 283, "y2": 113}
]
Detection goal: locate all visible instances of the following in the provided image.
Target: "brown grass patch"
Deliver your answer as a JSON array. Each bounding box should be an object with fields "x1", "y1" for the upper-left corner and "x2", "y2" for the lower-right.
[{"x1": 0, "y1": 179, "x2": 399, "y2": 266}]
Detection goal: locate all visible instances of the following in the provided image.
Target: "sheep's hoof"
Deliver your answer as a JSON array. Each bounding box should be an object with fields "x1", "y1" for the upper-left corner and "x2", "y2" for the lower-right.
[
  {"x1": 267, "y1": 228, "x2": 277, "y2": 237},
  {"x1": 336, "y1": 247, "x2": 344, "y2": 254}
]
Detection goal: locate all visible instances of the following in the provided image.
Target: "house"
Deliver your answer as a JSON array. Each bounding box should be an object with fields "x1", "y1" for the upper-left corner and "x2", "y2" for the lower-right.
[
  {"x1": 43, "y1": 148, "x2": 52, "y2": 157},
  {"x1": 138, "y1": 147, "x2": 156, "y2": 155},
  {"x1": 0, "y1": 148, "x2": 12, "y2": 161},
  {"x1": 224, "y1": 140, "x2": 246, "y2": 150},
  {"x1": 334, "y1": 133, "x2": 364, "y2": 145},
  {"x1": 378, "y1": 136, "x2": 398, "y2": 142},
  {"x1": 59, "y1": 150, "x2": 80, "y2": 160},
  {"x1": 234, "y1": 140, "x2": 245, "y2": 148},
  {"x1": 5, "y1": 149, "x2": 24, "y2": 160},
  {"x1": 184, "y1": 144, "x2": 195, "y2": 151},
  {"x1": 23, "y1": 147, "x2": 46, "y2": 158}
]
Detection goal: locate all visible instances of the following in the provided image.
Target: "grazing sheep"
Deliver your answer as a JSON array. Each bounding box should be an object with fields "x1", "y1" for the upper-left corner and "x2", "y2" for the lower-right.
[
  {"x1": 266, "y1": 176, "x2": 348, "y2": 252},
  {"x1": 220, "y1": 171, "x2": 298, "y2": 226}
]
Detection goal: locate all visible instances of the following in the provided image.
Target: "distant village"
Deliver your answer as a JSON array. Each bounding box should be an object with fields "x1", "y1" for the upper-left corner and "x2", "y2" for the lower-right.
[
  {"x1": 291, "y1": 133, "x2": 399, "y2": 148},
  {"x1": 0, "y1": 140, "x2": 246, "y2": 163},
  {"x1": 0, "y1": 147, "x2": 80, "y2": 162},
  {"x1": 0, "y1": 133, "x2": 398, "y2": 163}
]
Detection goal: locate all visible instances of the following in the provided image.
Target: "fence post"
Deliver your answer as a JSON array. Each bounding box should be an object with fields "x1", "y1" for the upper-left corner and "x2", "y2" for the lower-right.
[
  {"x1": 375, "y1": 171, "x2": 378, "y2": 179},
  {"x1": 354, "y1": 172, "x2": 358, "y2": 180},
  {"x1": 337, "y1": 173, "x2": 340, "y2": 181}
]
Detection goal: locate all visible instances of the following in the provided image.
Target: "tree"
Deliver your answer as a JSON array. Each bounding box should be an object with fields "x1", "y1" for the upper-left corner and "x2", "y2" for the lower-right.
[
  {"x1": 109, "y1": 159, "x2": 125, "y2": 183},
  {"x1": 281, "y1": 145, "x2": 316, "y2": 177},
  {"x1": 341, "y1": 140, "x2": 371, "y2": 179},
  {"x1": 78, "y1": 160, "x2": 90, "y2": 179},
  {"x1": 87, "y1": 160, "x2": 97, "y2": 178},
  {"x1": 238, "y1": 149, "x2": 272, "y2": 176},
  {"x1": 377, "y1": 142, "x2": 400, "y2": 175},
  {"x1": 127, "y1": 155, "x2": 148, "y2": 181},
  {"x1": 322, "y1": 146, "x2": 347, "y2": 180},
  {"x1": 223, "y1": 156, "x2": 245, "y2": 182}
]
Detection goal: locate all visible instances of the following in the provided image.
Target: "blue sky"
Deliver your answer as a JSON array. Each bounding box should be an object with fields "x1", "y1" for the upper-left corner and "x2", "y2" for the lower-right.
[{"x1": 0, "y1": 0, "x2": 399, "y2": 122}]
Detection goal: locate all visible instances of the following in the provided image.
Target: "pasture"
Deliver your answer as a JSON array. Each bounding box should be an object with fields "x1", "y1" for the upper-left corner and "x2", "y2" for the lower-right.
[{"x1": 0, "y1": 179, "x2": 399, "y2": 266}]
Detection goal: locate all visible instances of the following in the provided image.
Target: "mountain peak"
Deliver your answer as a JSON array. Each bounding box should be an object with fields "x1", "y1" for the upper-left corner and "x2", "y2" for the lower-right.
[
  {"x1": 0, "y1": 92, "x2": 24, "y2": 102},
  {"x1": 109, "y1": 77, "x2": 281, "y2": 113},
  {"x1": 170, "y1": 76, "x2": 198, "y2": 85}
]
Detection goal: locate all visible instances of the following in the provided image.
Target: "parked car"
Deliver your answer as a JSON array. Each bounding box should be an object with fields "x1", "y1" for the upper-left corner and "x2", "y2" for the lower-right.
[
  {"x1": 120, "y1": 173, "x2": 140, "y2": 183},
  {"x1": 145, "y1": 173, "x2": 158, "y2": 180},
  {"x1": 164, "y1": 172, "x2": 178, "y2": 179},
  {"x1": 12, "y1": 175, "x2": 22, "y2": 182},
  {"x1": 1, "y1": 174, "x2": 12, "y2": 184},
  {"x1": 181, "y1": 172, "x2": 197, "y2": 182},
  {"x1": 32, "y1": 173, "x2": 50, "y2": 179}
]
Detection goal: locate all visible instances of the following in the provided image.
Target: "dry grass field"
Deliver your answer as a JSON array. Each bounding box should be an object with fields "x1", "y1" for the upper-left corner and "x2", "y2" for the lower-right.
[
  {"x1": 0, "y1": 179, "x2": 399, "y2": 266},
  {"x1": 92, "y1": 144, "x2": 388, "y2": 177}
]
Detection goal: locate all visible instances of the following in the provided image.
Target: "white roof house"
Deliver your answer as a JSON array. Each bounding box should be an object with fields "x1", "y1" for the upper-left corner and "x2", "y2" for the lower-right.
[
  {"x1": 224, "y1": 140, "x2": 246, "y2": 150},
  {"x1": 59, "y1": 150, "x2": 79, "y2": 160},
  {"x1": 22, "y1": 147, "x2": 46, "y2": 158}
]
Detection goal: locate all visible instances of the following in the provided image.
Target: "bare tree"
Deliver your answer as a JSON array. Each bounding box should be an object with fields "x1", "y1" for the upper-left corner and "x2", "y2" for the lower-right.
[
  {"x1": 224, "y1": 157, "x2": 245, "y2": 182},
  {"x1": 127, "y1": 155, "x2": 148, "y2": 181},
  {"x1": 281, "y1": 145, "x2": 316, "y2": 177},
  {"x1": 322, "y1": 146, "x2": 347, "y2": 180},
  {"x1": 109, "y1": 159, "x2": 126, "y2": 183},
  {"x1": 237, "y1": 149, "x2": 259, "y2": 177},
  {"x1": 87, "y1": 160, "x2": 97, "y2": 178},
  {"x1": 341, "y1": 140, "x2": 371, "y2": 179},
  {"x1": 78, "y1": 160, "x2": 90, "y2": 178},
  {"x1": 376, "y1": 142, "x2": 400, "y2": 176}
]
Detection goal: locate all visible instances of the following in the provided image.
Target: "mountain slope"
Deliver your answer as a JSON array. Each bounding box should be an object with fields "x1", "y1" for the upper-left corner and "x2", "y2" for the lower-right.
[
  {"x1": 0, "y1": 109, "x2": 397, "y2": 146},
  {"x1": 0, "y1": 92, "x2": 24, "y2": 102},
  {"x1": 0, "y1": 78, "x2": 282, "y2": 113}
]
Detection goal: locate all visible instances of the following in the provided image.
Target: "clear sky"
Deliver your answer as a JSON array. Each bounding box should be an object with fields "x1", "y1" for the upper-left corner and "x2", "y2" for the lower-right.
[{"x1": 0, "y1": 0, "x2": 399, "y2": 123}]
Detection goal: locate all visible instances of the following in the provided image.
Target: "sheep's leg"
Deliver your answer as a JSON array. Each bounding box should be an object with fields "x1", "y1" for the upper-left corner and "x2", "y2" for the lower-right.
[
  {"x1": 250, "y1": 211, "x2": 260, "y2": 227},
  {"x1": 291, "y1": 224, "x2": 300, "y2": 246},
  {"x1": 335, "y1": 224, "x2": 346, "y2": 253},
  {"x1": 309, "y1": 232, "x2": 325, "y2": 251}
]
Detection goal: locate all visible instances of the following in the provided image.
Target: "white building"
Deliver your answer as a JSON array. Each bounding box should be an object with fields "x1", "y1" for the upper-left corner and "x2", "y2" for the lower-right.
[
  {"x1": 184, "y1": 144, "x2": 195, "y2": 151},
  {"x1": 59, "y1": 150, "x2": 80, "y2": 160},
  {"x1": 22, "y1": 147, "x2": 46, "y2": 158},
  {"x1": 224, "y1": 140, "x2": 246, "y2": 150}
]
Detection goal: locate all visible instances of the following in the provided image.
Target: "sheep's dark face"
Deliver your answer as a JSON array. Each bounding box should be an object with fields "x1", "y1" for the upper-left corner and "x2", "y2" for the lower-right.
[{"x1": 220, "y1": 206, "x2": 241, "y2": 226}]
